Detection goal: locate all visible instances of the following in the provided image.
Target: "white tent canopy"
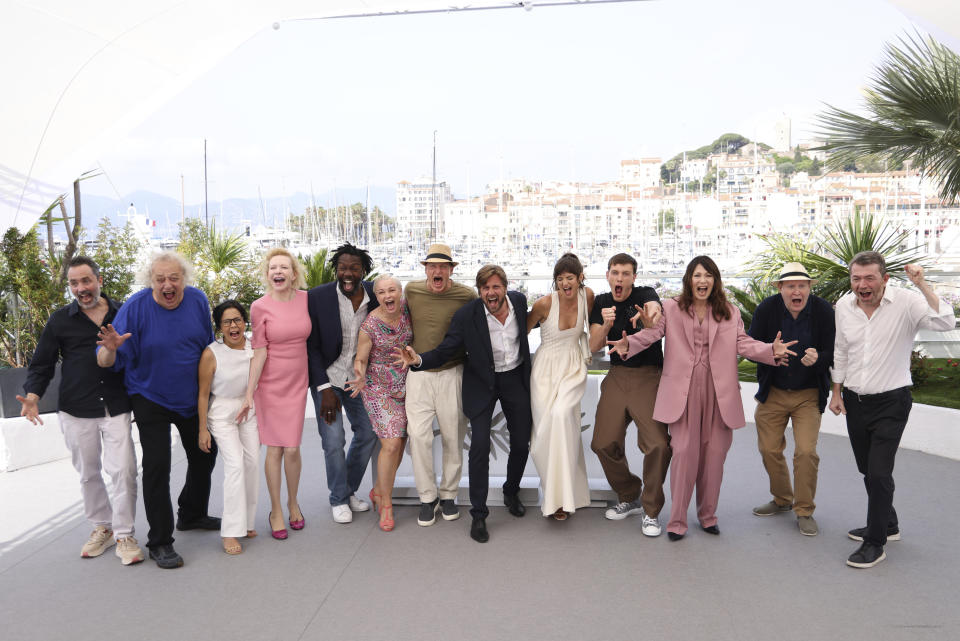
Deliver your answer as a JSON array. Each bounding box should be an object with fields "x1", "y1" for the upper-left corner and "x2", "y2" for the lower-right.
[{"x1": 1, "y1": 0, "x2": 957, "y2": 232}]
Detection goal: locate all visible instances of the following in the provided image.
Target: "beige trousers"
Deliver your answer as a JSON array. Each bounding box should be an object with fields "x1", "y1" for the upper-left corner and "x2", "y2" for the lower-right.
[
  {"x1": 405, "y1": 365, "x2": 468, "y2": 502},
  {"x1": 754, "y1": 386, "x2": 822, "y2": 517}
]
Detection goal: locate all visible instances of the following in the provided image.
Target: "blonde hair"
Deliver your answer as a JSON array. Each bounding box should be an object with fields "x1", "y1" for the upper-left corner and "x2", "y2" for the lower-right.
[
  {"x1": 372, "y1": 273, "x2": 401, "y2": 292},
  {"x1": 260, "y1": 247, "x2": 307, "y2": 290},
  {"x1": 138, "y1": 251, "x2": 195, "y2": 289}
]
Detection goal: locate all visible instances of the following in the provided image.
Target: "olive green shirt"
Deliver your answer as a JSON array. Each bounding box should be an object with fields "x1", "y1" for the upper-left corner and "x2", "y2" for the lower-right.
[{"x1": 404, "y1": 279, "x2": 477, "y2": 371}]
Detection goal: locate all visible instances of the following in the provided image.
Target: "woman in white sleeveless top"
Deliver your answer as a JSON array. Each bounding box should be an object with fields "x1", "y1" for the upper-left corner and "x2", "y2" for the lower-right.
[
  {"x1": 526, "y1": 253, "x2": 595, "y2": 519},
  {"x1": 198, "y1": 300, "x2": 259, "y2": 554}
]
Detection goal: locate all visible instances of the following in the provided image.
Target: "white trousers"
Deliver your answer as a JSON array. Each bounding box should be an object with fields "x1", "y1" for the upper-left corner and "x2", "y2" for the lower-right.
[
  {"x1": 208, "y1": 413, "x2": 260, "y2": 537},
  {"x1": 405, "y1": 365, "x2": 467, "y2": 502},
  {"x1": 58, "y1": 411, "x2": 137, "y2": 538}
]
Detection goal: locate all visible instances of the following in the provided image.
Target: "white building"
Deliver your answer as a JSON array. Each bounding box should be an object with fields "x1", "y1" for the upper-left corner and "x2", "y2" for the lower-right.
[
  {"x1": 395, "y1": 178, "x2": 452, "y2": 243},
  {"x1": 774, "y1": 115, "x2": 792, "y2": 152},
  {"x1": 619, "y1": 158, "x2": 662, "y2": 188}
]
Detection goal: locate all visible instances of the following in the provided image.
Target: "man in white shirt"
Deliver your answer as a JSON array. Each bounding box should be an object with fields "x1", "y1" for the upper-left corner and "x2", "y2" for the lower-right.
[
  {"x1": 397, "y1": 265, "x2": 532, "y2": 543},
  {"x1": 830, "y1": 251, "x2": 956, "y2": 568}
]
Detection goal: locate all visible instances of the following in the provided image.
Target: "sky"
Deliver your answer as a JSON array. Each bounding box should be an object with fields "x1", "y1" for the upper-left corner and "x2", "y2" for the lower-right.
[{"x1": 86, "y1": 0, "x2": 919, "y2": 208}]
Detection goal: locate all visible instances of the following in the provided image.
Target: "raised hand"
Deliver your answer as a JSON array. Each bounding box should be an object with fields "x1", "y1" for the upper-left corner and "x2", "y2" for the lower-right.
[
  {"x1": 96, "y1": 324, "x2": 131, "y2": 351},
  {"x1": 16, "y1": 393, "x2": 42, "y2": 425},
  {"x1": 600, "y1": 306, "x2": 616, "y2": 327},
  {"x1": 800, "y1": 347, "x2": 818, "y2": 367},
  {"x1": 643, "y1": 301, "x2": 662, "y2": 327},
  {"x1": 904, "y1": 263, "x2": 925, "y2": 287},
  {"x1": 773, "y1": 331, "x2": 799, "y2": 362},
  {"x1": 393, "y1": 345, "x2": 419, "y2": 369},
  {"x1": 606, "y1": 330, "x2": 630, "y2": 359}
]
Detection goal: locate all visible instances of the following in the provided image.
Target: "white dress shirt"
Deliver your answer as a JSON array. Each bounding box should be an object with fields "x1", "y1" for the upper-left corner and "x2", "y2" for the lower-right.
[
  {"x1": 485, "y1": 295, "x2": 522, "y2": 372},
  {"x1": 321, "y1": 286, "x2": 370, "y2": 390},
  {"x1": 831, "y1": 285, "x2": 956, "y2": 394}
]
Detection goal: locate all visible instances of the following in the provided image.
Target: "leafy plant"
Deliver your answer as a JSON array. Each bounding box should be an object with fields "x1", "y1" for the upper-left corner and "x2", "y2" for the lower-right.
[
  {"x1": 90, "y1": 218, "x2": 142, "y2": 300},
  {"x1": 910, "y1": 350, "x2": 930, "y2": 388},
  {"x1": 816, "y1": 33, "x2": 960, "y2": 202},
  {"x1": 177, "y1": 218, "x2": 262, "y2": 308},
  {"x1": 727, "y1": 278, "x2": 777, "y2": 329},
  {"x1": 299, "y1": 249, "x2": 336, "y2": 289}
]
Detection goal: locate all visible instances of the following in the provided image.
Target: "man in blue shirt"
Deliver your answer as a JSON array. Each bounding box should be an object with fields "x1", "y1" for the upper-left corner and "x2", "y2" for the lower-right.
[
  {"x1": 98, "y1": 251, "x2": 219, "y2": 569},
  {"x1": 747, "y1": 262, "x2": 835, "y2": 536}
]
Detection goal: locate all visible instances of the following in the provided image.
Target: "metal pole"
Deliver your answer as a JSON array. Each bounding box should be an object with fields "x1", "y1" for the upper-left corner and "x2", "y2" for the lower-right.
[
  {"x1": 432, "y1": 130, "x2": 437, "y2": 242},
  {"x1": 203, "y1": 139, "x2": 209, "y2": 227}
]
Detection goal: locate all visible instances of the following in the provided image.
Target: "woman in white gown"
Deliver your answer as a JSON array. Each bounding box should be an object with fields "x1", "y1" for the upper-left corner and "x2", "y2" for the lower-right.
[{"x1": 526, "y1": 253, "x2": 595, "y2": 519}]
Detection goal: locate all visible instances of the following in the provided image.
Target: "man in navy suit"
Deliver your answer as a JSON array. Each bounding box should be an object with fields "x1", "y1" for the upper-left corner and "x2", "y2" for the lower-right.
[
  {"x1": 306, "y1": 243, "x2": 379, "y2": 523},
  {"x1": 397, "y1": 265, "x2": 532, "y2": 543}
]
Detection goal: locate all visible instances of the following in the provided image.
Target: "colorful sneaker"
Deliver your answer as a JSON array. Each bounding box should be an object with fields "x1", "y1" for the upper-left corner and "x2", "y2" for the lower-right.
[
  {"x1": 115, "y1": 536, "x2": 145, "y2": 565},
  {"x1": 81, "y1": 525, "x2": 115, "y2": 558}
]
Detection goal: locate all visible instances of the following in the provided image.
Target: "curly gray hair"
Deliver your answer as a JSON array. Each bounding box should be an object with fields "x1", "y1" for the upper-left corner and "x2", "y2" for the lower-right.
[{"x1": 137, "y1": 251, "x2": 195, "y2": 289}]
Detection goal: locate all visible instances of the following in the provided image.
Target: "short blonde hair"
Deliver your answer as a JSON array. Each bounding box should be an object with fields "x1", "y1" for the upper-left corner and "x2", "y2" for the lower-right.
[
  {"x1": 260, "y1": 247, "x2": 307, "y2": 290},
  {"x1": 372, "y1": 273, "x2": 401, "y2": 292},
  {"x1": 138, "y1": 251, "x2": 195, "y2": 289}
]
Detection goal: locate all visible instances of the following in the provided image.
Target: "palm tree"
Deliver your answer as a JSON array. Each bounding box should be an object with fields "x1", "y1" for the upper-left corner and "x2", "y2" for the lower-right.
[
  {"x1": 299, "y1": 249, "x2": 335, "y2": 289},
  {"x1": 816, "y1": 34, "x2": 960, "y2": 202},
  {"x1": 727, "y1": 277, "x2": 777, "y2": 328}
]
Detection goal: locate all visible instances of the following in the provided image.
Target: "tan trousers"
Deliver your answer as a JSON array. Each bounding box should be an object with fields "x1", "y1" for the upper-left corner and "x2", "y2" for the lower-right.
[
  {"x1": 590, "y1": 366, "x2": 671, "y2": 517},
  {"x1": 754, "y1": 386, "x2": 821, "y2": 517},
  {"x1": 406, "y1": 365, "x2": 468, "y2": 502}
]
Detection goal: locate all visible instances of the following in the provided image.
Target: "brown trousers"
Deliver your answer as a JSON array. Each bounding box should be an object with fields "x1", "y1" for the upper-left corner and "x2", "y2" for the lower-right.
[
  {"x1": 754, "y1": 386, "x2": 821, "y2": 517},
  {"x1": 590, "y1": 365, "x2": 671, "y2": 517}
]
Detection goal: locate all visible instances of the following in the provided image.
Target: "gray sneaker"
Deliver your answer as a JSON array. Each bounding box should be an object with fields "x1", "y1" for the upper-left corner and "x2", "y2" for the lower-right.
[
  {"x1": 605, "y1": 499, "x2": 643, "y2": 521},
  {"x1": 641, "y1": 513, "x2": 662, "y2": 537},
  {"x1": 440, "y1": 499, "x2": 460, "y2": 521},
  {"x1": 752, "y1": 500, "x2": 792, "y2": 516},
  {"x1": 417, "y1": 499, "x2": 440, "y2": 527},
  {"x1": 797, "y1": 515, "x2": 819, "y2": 536}
]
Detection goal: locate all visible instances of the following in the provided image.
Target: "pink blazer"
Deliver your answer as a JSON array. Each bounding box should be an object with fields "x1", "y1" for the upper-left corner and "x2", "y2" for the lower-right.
[{"x1": 626, "y1": 298, "x2": 777, "y2": 428}]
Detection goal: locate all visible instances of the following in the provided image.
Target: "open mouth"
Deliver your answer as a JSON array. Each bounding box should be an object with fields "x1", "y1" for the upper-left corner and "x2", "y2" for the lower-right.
[
  {"x1": 485, "y1": 296, "x2": 500, "y2": 309},
  {"x1": 382, "y1": 297, "x2": 397, "y2": 312},
  {"x1": 791, "y1": 295, "x2": 804, "y2": 306},
  {"x1": 858, "y1": 290, "x2": 873, "y2": 301},
  {"x1": 272, "y1": 275, "x2": 286, "y2": 286},
  {"x1": 340, "y1": 278, "x2": 355, "y2": 292},
  {"x1": 162, "y1": 290, "x2": 176, "y2": 302},
  {"x1": 613, "y1": 285, "x2": 623, "y2": 298},
  {"x1": 561, "y1": 285, "x2": 574, "y2": 296},
  {"x1": 228, "y1": 328, "x2": 242, "y2": 340},
  {"x1": 429, "y1": 276, "x2": 445, "y2": 290},
  {"x1": 696, "y1": 286, "x2": 709, "y2": 296}
]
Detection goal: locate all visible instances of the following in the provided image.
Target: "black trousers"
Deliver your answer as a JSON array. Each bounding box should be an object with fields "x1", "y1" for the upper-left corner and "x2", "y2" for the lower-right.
[
  {"x1": 131, "y1": 394, "x2": 218, "y2": 549},
  {"x1": 467, "y1": 366, "x2": 532, "y2": 519},
  {"x1": 843, "y1": 386, "x2": 912, "y2": 546}
]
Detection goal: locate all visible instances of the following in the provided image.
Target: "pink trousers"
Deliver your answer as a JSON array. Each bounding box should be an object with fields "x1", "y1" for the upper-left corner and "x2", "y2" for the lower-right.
[{"x1": 666, "y1": 361, "x2": 733, "y2": 536}]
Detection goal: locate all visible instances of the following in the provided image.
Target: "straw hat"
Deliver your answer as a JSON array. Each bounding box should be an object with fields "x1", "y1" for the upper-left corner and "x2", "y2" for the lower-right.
[
  {"x1": 776, "y1": 262, "x2": 817, "y2": 285},
  {"x1": 420, "y1": 243, "x2": 458, "y2": 267}
]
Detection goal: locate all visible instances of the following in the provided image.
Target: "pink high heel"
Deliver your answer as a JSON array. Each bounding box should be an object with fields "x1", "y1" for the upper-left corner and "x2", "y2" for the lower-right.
[
  {"x1": 369, "y1": 488, "x2": 381, "y2": 511},
  {"x1": 378, "y1": 504, "x2": 395, "y2": 532}
]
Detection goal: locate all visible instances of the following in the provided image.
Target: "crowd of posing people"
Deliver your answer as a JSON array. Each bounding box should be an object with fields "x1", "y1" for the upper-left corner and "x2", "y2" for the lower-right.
[{"x1": 19, "y1": 241, "x2": 956, "y2": 570}]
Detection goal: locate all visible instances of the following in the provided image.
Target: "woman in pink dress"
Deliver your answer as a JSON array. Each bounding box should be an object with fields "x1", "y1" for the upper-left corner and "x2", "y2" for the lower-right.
[
  {"x1": 609, "y1": 256, "x2": 796, "y2": 540},
  {"x1": 238, "y1": 248, "x2": 311, "y2": 540},
  {"x1": 348, "y1": 275, "x2": 412, "y2": 532}
]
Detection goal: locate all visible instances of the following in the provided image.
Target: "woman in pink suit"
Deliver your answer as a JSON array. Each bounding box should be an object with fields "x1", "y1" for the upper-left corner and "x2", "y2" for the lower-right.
[
  {"x1": 609, "y1": 256, "x2": 796, "y2": 540},
  {"x1": 238, "y1": 248, "x2": 312, "y2": 540}
]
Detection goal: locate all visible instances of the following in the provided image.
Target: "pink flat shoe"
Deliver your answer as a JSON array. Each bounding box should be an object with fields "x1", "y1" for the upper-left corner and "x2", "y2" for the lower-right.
[
  {"x1": 269, "y1": 512, "x2": 288, "y2": 540},
  {"x1": 289, "y1": 516, "x2": 305, "y2": 531}
]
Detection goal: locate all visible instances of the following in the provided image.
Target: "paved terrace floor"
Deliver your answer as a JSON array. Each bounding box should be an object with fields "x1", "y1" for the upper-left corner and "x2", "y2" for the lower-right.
[{"x1": 2, "y1": 417, "x2": 959, "y2": 641}]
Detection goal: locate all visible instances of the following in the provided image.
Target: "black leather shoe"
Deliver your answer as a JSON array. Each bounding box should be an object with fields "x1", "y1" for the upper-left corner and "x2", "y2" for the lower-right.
[
  {"x1": 149, "y1": 544, "x2": 184, "y2": 569},
  {"x1": 176, "y1": 515, "x2": 222, "y2": 531},
  {"x1": 470, "y1": 517, "x2": 489, "y2": 543},
  {"x1": 847, "y1": 542, "x2": 886, "y2": 568},
  {"x1": 667, "y1": 531, "x2": 684, "y2": 542},
  {"x1": 503, "y1": 494, "x2": 526, "y2": 517},
  {"x1": 702, "y1": 524, "x2": 720, "y2": 535}
]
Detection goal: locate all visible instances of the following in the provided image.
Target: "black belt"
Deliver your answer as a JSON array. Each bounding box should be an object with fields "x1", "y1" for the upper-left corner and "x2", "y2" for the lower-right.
[{"x1": 843, "y1": 386, "x2": 910, "y2": 402}]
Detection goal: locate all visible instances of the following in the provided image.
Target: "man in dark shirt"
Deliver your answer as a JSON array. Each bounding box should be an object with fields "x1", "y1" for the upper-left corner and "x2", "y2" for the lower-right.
[
  {"x1": 18, "y1": 256, "x2": 143, "y2": 565},
  {"x1": 588, "y1": 253, "x2": 670, "y2": 537},
  {"x1": 747, "y1": 262, "x2": 835, "y2": 537}
]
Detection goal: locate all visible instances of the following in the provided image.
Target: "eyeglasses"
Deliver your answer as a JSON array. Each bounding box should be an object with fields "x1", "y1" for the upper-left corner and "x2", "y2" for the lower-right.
[{"x1": 221, "y1": 318, "x2": 245, "y2": 327}]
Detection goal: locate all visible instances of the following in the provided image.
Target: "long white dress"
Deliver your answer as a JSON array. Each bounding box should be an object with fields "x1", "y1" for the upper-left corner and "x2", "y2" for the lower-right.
[{"x1": 530, "y1": 289, "x2": 591, "y2": 516}]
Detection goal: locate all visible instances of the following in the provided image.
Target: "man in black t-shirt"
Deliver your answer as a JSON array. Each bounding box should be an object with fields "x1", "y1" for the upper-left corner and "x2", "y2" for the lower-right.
[{"x1": 587, "y1": 253, "x2": 670, "y2": 537}]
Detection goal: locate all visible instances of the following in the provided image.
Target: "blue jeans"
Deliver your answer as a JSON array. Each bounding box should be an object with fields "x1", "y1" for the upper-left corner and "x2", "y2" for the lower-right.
[{"x1": 311, "y1": 385, "x2": 377, "y2": 506}]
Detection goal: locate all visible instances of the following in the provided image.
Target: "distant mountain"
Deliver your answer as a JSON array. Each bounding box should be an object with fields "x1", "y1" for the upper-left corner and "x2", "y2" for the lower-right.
[{"x1": 75, "y1": 186, "x2": 396, "y2": 236}]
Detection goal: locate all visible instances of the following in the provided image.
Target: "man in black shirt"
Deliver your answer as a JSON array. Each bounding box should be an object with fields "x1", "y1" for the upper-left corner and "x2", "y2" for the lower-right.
[
  {"x1": 18, "y1": 256, "x2": 143, "y2": 565},
  {"x1": 588, "y1": 253, "x2": 670, "y2": 537},
  {"x1": 747, "y1": 262, "x2": 834, "y2": 537}
]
